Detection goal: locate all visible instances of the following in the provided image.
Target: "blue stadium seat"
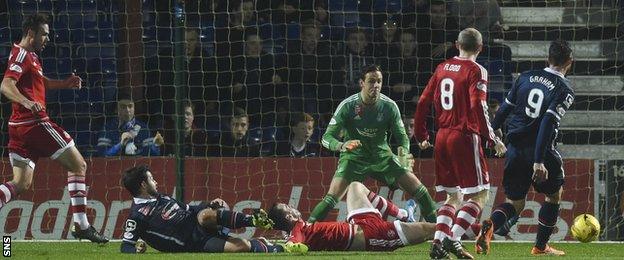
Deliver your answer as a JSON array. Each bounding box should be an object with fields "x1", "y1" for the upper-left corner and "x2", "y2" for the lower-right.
[
  {"x1": 343, "y1": 0, "x2": 359, "y2": 11},
  {"x1": 52, "y1": 14, "x2": 69, "y2": 30},
  {"x1": 142, "y1": 26, "x2": 157, "y2": 42},
  {"x1": 374, "y1": 0, "x2": 402, "y2": 13},
  {"x1": 200, "y1": 26, "x2": 215, "y2": 43},
  {"x1": 328, "y1": 0, "x2": 343, "y2": 11},
  {"x1": 157, "y1": 28, "x2": 172, "y2": 41},
  {"x1": 67, "y1": 0, "x2": 98, "y2": 13},
  {"x1": 286, "y1": 23, "x2": 301, "y2": 39}
]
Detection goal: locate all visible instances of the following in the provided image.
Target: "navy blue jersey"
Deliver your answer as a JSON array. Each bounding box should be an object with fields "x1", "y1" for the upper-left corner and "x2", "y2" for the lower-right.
[
  {"x1": 492, "y1": 68, "x2": 574, "y2": 162},
  {"x1": 121, "y1": 194, "x2": 207, "y2": 253}
]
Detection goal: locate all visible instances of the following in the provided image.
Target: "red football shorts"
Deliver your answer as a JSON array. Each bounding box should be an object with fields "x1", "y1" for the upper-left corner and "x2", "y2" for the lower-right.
[
  {"x1": 8, "y1": 120, "x2": 75, "y2": 168},
  {"x1": 347, "y1": 208, "x2": 408, "y2": 251},
  {"x1": 433, "y1": 128, "x2": 490, "y2": 194}
]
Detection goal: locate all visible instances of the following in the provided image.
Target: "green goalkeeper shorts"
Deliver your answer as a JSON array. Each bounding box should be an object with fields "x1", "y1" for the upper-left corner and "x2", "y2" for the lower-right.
[{"x1": 334, "y1": 155, "x2": 407, "y2": 187}]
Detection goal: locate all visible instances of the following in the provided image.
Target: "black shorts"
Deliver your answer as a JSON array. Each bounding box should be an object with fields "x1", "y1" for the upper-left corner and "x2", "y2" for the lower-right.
[
  {"x1": 190, "y1": 224, "x2": 229, "y2": 252},
  {"x1": 503, "y1": 143, "x2": 565, "y2": 200}
]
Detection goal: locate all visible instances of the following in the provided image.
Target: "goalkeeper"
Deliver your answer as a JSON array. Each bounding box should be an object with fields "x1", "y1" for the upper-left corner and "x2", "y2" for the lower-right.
[
  {"x1": 120, "y1": 165, "x2": 286, "y2": 254},
  {"x1": 310, "y1": 64, "x2": 437, "y2": 223}
]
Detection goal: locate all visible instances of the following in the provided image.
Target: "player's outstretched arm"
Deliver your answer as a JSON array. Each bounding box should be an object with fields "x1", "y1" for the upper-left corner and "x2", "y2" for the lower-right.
[{"x1": 44, "y1": 73, "x2": 82, "y2": 90}]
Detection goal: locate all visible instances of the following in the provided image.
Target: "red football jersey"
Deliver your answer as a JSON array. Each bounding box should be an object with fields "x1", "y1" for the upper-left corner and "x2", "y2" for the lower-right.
[
  {"x1": 287, "y1": 220, "x2": 356, "y2": 251},
  {"x1": 4, "y1": 44, "x2": 48, "y2": 124},
  {"x1": 414, "y1": 56, "x2": 496, "y2": 144}
]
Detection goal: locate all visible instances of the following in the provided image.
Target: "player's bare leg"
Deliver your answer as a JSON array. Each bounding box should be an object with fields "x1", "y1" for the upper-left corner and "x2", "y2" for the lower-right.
[
  {"x1": 308, "y1": 176, "x2": 349, "y2": 222},
  {"x1": 55, "y1": 146, "x2": 108, "y2": 243},
  {"x1": 345, "y1": 182, "x2": 374, "y2": 211},
  {"x1": 0, "y1": 158, "x2": 34, "y2": 208},
  {"x1": 396, "y1": 171, "x2": 437, "y2": 222},
  {"x1": 399, "y1": 221, "x2": 436, "y2": 245},
  {"x1": 532, "y1": 188, "x2": 565, "y2": 256}
]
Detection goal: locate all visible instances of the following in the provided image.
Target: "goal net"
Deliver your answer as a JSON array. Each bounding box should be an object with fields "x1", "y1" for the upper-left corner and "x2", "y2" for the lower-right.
[{"x1": 0, "y1": 0, "x2": 622, "y2": 242}]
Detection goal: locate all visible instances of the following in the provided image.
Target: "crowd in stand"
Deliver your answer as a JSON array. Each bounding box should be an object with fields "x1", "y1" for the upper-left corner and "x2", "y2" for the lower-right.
[
  {"x1": 0, "y1": 0, "x2": 512, "y2": 158},
  {"x1": 122, "y1": 0, "x2": 511, "y2": 158}
]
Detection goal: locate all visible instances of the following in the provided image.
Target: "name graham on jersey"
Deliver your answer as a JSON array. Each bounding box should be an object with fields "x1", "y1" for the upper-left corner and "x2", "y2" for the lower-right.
[{"x1": 529, "y1": 76, "x2": 555, "y2": 90}]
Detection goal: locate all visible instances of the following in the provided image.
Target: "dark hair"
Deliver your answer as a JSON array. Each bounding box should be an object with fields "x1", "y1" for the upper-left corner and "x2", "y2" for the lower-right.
[
  {"x1": 289, "y1": 112, "x2": 314, "y2": 127},
  {"x1": 181, "y1": 100, "x2": 194, "y2": 111},
  {"x1": 22, "y1": 13, "x2": 48, "y2": 36},
  {"x1": 122, "y1": 165, "x2": 149, "y2": 197},
  {"x1": 231, "y1": 107, "x2": 248, "y2": 121},
  {"x1": 360, "y1": 64, "x2": 382, "y2": 81},
  {"x1": 548, "y1": 40, "x2": 572, "y2": 67},
  {"x1": 267, "y1": 203, "x2": 290, "y2": 231}
]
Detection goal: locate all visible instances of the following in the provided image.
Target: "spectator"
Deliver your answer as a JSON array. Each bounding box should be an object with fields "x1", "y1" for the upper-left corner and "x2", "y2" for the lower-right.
[
  {"x1": 341, "y1": 28, "x2": 375, "y2": 90},
  {"x1": 215, "y1": 0, "x2": 258, "y2": 58},
  {"x1": 385, "y1": 31, "x2": 432, "y2": 110},
  {"x1": 273, "y1": 113, "x2": 321, "y2": 157},
  {"x1": 488, "y1": 99, "x2": 500, "y2": 120},
  {"x1": 401, "y1": 0, "x2": 430, "y2": 29},
  {"x1": 209, "y1": 107, "x2": 261, "y2": 157},
  {"x1": 373, "y1": 17, "x2": 401, "y2": 58},
  {"x1": 449, "y1": 0, "x2": 511, "y2": 65},
  {"x1": 229, "y1": 34, "x2": 286, "y2": 126},
  {"x1": 390, "y1": 113, "x2": 433, "y2": 158},
  {"x1": 450, "y1": 0, "x2": 503, "y2": 43},
  {"x1": 285, "y1": 23, "x2": 342, "y2": 116},
  {"x1": 144, "y1": 28, "x2": 215, "y2": 128},
  {"x1": 415, "y1": 0, "x2": 460, "y2": 68},
  {"x1": 97, "y1": 99, "x2": 163, "y2": 156},
  {"x1": 160, "y1": 100, "x2": 209, "y2": 157}
]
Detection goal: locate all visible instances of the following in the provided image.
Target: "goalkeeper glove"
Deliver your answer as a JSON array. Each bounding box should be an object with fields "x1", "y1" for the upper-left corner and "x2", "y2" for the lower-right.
[{"x1": 252, "y1": 209, "x2": 274, "y2": 230}]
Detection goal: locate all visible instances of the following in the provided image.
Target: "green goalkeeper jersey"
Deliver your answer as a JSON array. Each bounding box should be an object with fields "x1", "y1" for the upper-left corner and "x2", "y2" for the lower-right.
[{"x1": 322, "y1": 93, "x2": 410, "y2": 159}]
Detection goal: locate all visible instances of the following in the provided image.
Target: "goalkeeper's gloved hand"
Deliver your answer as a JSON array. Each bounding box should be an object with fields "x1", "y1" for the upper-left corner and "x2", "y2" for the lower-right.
[
  {"x1": 252, "y1": 209, "x2": 274, "y2": 230},
  {"x1": 340, "y1": 140, "x2": 362, "y2": 152},
  {"x1": 397, "y1": 146, "x2": 414, "y2": 170}
]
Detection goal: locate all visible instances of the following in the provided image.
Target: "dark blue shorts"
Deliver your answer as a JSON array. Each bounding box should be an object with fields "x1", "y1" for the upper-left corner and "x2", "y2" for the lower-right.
[
  {"x1": 503, "y1": 143, "x2": 565, "y2": 200},
  {"x1": 189, "y1": 224, "x2": 229, "y2": 252}
]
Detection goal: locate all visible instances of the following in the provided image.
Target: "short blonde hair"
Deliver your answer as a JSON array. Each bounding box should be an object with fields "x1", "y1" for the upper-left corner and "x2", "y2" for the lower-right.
[{"x1": 457, "y1": 28, "x2": 482, "y2": 53}]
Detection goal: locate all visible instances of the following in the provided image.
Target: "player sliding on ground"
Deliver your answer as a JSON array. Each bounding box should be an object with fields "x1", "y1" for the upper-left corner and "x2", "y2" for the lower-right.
[
  {"x1": 268, "y1": 181, "x2": 435, "y2": 251},
  {"x1": 119, "y1": 165, "x2": 301, "y2": 254},
  {"x1": 475, "y1": 40, "x2": 575, "y2": 257},
  {"x1": 310, "y1": 64, "x2": 438, "y2": 224},
  {"x1": 0, "y1": 13, "x2": 108, "y2": 243},
  {"x1": 414, "y1": 28, "x2": 506, "y2": 259}
]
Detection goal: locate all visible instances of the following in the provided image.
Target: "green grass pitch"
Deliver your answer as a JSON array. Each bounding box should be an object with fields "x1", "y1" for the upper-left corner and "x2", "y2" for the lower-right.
[{"x1": 10, "y1": 241, "x2": 624, "y2": 259}]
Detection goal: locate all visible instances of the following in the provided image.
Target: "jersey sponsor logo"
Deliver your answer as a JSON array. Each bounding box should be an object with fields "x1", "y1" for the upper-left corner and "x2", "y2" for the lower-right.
[
  {"x1": 125, "y1": 219, "x2": 137, "y2": 232},
  {"x1": 563, "y1": 93, "x2": 574, "y2": 108},
  {"x1": 9, "y1": 64, "x2": 22, "y2": 73},
  {"x1": 138, "y1": 205, "x2": 151, "y2": 216},
  {"x1": 161, "y1": 202, "x2": 180, "y2": 220},
  {"x1": 356, "y1": 128, "x2": 378, "y2": 138}
]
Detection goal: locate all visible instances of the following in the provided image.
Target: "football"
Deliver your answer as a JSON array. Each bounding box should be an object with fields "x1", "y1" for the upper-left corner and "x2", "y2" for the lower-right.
[{"x1": 570, "y1": 214, "x2": 600, "y2": 243}]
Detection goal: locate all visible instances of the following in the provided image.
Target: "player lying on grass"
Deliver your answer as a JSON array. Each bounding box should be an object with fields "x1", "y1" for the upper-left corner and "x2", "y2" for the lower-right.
[
  {"x1": 120, "y1": 165, "x2": 293, "y2": 254},
  {"x1": 268, "y1": 181, "x2": 436, "y2": 251}
]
